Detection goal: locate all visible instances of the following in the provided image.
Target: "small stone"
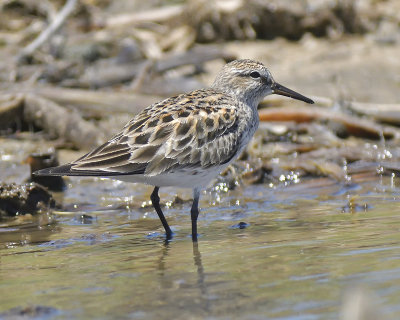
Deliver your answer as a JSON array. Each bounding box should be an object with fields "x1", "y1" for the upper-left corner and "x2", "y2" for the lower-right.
[{"x1": 230, "y1": 221, "x2": 250, "y2": 229}]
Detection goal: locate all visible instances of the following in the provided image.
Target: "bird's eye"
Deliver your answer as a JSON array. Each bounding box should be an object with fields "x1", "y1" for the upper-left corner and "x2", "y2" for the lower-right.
[{"x1": 250, "y1": 71, "x2": 261, "y2": 79}]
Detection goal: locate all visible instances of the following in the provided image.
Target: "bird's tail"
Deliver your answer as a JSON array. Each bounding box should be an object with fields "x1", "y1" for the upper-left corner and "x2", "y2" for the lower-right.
[
  {"x1": 34, "y1": 164, "x2": 76, "y2": 176},
  {"x1": 34, "y1": 164, "x2": 110, "y2": 177}
]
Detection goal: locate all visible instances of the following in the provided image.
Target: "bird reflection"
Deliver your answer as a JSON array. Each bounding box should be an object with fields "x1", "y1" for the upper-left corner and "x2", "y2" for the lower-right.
[
  {"x1": 192, "y1": 241, "x2": 207, "y2": 296},
  {"x1": 156, "y1": 239, "x2": 208, "y2": 297},
  {"x1": 156, "y1": 240, "x2": 171, "y2": 278}
]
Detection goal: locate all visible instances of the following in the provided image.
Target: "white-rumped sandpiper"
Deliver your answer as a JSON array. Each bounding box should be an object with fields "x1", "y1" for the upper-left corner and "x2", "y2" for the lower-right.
[{"x1": 34, "y1": 59, "x2": 314, "y2": 241}]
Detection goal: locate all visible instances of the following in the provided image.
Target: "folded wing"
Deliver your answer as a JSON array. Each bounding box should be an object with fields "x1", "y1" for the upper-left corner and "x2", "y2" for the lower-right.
[{"x1": 35, "y1": 90, "x2": 242, "y2": 177}]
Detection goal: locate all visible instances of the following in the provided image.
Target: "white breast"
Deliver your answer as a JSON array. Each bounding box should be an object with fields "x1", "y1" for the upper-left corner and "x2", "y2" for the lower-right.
[{"x1": 113, "y1": 164, "x2": 229, "y2": 188}]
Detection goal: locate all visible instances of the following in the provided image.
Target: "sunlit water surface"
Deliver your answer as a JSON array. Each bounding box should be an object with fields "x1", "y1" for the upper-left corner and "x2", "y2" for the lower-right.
[{"x1": 1, "y1": 174, "x2": 400, "y2": 319}]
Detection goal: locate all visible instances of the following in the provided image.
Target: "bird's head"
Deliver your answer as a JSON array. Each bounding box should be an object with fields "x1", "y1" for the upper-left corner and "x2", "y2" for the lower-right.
[{"x1": 212, "y1": 59, "x2": 314, "y2": 107}]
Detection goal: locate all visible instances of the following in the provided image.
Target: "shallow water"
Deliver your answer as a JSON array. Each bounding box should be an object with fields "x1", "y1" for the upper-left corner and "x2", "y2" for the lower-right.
[{"x1": 1, "y1": 171, "x2": 400, "y2": 319}]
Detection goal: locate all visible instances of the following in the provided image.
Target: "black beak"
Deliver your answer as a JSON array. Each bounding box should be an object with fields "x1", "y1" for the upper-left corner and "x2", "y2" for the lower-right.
[{"x1": 272, "y1": 82, "x2": 314, "y2": 104}]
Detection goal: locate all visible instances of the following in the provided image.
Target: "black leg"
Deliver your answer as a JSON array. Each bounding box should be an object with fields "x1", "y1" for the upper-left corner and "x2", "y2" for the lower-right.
[
  {"x1": 191, "y1": 189, "x2": 200, "y2": 242},
  {"x1": 150, "y1": 187, "x2": 172, "y2": 239}
]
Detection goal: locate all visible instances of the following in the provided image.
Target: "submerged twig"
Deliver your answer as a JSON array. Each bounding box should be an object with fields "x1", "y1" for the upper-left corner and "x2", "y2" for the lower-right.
[
  {"x1": 258, "y1": 106, "x2": 400, "y2": 140},
  {"x1": 349, "y1": 101, "x2": 400, "y2": 125}
]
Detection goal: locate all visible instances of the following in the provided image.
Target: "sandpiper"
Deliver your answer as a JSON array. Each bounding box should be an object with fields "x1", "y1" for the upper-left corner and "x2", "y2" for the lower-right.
[{"x1": 34, "y1": 59, "x2": 314, "y2": 241}]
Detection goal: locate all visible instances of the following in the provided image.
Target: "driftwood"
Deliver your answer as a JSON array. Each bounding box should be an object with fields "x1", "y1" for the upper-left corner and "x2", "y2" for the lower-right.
[
  {"x1": 24, "y1": 94, "x2": 105, "y2": 149},
  {"x1": 5, "y1": 86, "x2": 162, "y2": 117},
  {"x1": 0, "y1": 89, "x2": 148, "y2": 148}
]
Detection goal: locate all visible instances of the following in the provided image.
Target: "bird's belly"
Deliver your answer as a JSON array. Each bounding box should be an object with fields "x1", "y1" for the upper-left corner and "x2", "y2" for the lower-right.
[{"x1": 113, "y1": 165, "x2": 227, "y2": 189}]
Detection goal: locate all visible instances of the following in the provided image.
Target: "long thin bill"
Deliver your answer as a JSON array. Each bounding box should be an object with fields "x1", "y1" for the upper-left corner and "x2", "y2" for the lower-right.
[{"x1": 272, "y1": 82, "x2": 314, "y2": 104}]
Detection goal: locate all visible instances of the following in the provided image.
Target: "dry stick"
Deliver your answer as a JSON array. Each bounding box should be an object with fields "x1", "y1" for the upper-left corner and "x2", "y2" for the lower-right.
[
  {"x1": 106, "y1": 5, "x2": 184, "y2": 28},
  {"x1": 130, "y1": 60, "x2": 154, "y2": 92},
  {"x1": 20, "y1": 86, "x2": 162, "y2": 116},
  {"x1": 17, "y1": 0, "x2": 78, "y2": 63}
]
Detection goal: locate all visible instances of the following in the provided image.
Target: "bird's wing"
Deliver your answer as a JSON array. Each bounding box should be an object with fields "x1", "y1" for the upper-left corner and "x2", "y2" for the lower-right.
[{"x1": 38, "y1": 90, "x2": 242, "y2": 177}]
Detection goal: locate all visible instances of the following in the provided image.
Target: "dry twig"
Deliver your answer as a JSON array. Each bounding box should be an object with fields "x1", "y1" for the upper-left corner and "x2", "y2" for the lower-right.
[{"x1": 17, "y1": 0, "x2": 78, "y2": 63}]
